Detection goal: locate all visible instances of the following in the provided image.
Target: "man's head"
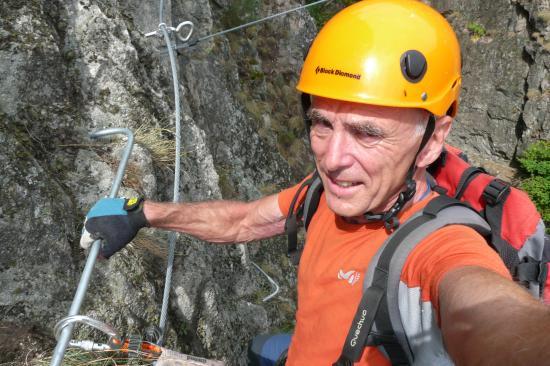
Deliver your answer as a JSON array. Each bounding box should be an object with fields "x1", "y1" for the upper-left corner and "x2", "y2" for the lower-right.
[
  {"x1": 308, "y1": 97, "x2": 452, "y2": 218},
  {"x1": 296, "y1": 0, "x2": 461, "y2": 221}
]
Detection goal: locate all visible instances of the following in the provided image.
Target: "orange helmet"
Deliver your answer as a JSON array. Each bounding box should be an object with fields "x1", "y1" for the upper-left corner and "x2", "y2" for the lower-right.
[{"x1": 297, "y1": 0, "x2": 462, "y2": 117}]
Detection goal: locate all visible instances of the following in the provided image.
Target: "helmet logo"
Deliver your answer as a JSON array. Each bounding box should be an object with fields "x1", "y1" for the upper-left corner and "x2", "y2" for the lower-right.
[
  {"x1": 315, "y1": 66, "x2": 361, "y2": 81},
  {"x1": 400, "y1": 50, "x2": 427, "y2": 83}
]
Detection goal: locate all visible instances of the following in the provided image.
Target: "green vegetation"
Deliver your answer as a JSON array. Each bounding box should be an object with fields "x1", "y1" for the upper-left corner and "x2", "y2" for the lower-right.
[
  {"x1": 467, "y1": 21, "x2": 487, "y2": 39},
  {"x1": 217, "y1": 165, "x2": 237, "y2": 199},
  {"x1": 306, "y1": 0, "x2": 358, "y2": 28},
  {"x1": 221, "y1": 0, "x2": 261, "y2": 28},
  {"x1": 221, "y1": 3, "x2": 327, "y2": 179},
  {"x1": 275, "y1": 317, "x2": 295, "y2": 334},
  {"x1": 229, "y1": 23, "x2": 315, "y2": 178},
  {"x1": 518, "y1": 141, "x2": 550, "y2": 231}
]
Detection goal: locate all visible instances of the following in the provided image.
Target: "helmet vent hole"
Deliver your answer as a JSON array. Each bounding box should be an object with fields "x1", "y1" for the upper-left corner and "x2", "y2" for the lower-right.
[
  {"x1": 452, "y1": 79, "x2": 458, "y2": 88},
  {"x1": 400, "y1": 50, "x2": 427, "y2": 83}
]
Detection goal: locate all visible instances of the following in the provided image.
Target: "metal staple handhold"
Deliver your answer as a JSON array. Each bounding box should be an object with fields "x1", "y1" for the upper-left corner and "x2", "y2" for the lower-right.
[
  {"x1": 50, "y1": 128, "x2": 135, "y2": 366},
  {"x1": 54, "y1": 315, "x2": 121, "y2": 343},
  {"x1": 251, "y1": 261, "x2": 280, "y2": 302}
]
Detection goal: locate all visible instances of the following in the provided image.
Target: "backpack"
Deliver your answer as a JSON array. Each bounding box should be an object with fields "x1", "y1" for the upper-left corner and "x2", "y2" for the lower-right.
[{"x1": 284, "y1": 145, "x2": 549, "y2": 365}]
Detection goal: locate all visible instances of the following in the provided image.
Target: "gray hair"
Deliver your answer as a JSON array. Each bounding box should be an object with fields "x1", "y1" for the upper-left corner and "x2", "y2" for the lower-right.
[{"x1": 413, "y1": 111, "x2": 432, "y2": 137}]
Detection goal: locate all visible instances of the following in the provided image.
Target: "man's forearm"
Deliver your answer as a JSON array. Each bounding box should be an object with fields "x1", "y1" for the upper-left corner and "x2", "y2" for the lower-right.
[
  {"x1": 440, "y1": 266, "x2": 550, "y2": 365},
  {"x1": 143, "y1": 194, "x2": 285, "y2": 243}
]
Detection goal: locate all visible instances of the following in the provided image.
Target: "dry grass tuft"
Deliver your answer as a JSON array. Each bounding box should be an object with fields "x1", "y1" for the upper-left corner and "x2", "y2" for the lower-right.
[
  {"x1": 99, "y1": 156, "x2": 144, "y2": 194},
  {"x1": 134, "y1": 125, "x2": 176, "y2": 168},
  {"x1": 128, "y1": 231, "x2": 186, "y2": 260},
  {"x1": 122, "y1": 162, "x2": 144, "y2": 194},
  {"x1": 23, "y1": 348, "x2": 156, "y2": 366}
]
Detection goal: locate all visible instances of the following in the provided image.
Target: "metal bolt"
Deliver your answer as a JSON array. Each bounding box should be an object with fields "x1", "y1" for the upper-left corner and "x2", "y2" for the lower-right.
[
  {"x1": 145, "y1": 21, "x2": 194, "y2": 43},
  {"x1": 421, "y1": 92, "x2": 428, "y2": 101},
  {"x1": 175, "y1": 21, "x2": 194, "y2": 43}
]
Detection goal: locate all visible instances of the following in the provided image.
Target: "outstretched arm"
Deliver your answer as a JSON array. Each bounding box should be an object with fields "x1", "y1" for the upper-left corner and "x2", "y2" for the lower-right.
[
  {"x1": 440, "y1": 266, "x2": 550, "y2": 365},
  {"x1": 144, "y1": 193, "x2": 286, "y2": 243},
  {"x1": 81, "y1": 194, "x2": 286, "y2": 257}
]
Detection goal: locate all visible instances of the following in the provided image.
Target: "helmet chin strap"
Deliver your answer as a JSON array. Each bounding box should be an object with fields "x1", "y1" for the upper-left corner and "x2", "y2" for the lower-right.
[
  {"x1": 302, "y1": 93, "x2": 313, "y2": 136},
  {"x1": 364, "y1": 114, "x2": 436, "y2": 231}
]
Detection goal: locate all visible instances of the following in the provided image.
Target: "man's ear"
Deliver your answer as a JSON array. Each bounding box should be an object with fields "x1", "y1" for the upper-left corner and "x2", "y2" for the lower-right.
[{"x1": 416, "y1": 115, "x2": 453, "y2": 168}]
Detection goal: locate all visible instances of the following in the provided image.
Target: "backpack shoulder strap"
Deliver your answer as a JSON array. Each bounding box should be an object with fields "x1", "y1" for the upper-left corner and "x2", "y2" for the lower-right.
[
  {"x1": 302, "y1": 173, "x2": 324, "y2": 231},
  {"x1": 285, "y1": 172, "x2": 322, "y2": 265},
  {"x1": 334, "y1": 195, "x2": 491, "y2": 366}
]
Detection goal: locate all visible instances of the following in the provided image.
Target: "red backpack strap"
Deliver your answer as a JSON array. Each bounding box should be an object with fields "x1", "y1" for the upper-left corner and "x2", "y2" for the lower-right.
[
  {"x1": 430, "y1": 145, "x2": 547, "y2": 298},
  {"x1": 430, "y1": 145, "x2": 542, "y2": 247},
  {"x1": 454, "y1": 166, "x2": 486, "y2": 199},
  {"x1": 482, "y1": 179, "x2": 520, "y2": 271}
]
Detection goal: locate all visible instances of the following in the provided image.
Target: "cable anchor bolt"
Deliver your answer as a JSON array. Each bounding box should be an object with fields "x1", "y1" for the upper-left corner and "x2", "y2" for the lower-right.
[{"x1": 145, "y1": 21, "x2": 194, "y2": 43}]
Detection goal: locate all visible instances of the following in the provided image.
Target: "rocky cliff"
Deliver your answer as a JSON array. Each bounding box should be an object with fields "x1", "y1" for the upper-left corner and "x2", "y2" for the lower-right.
[
  {"x1": 0, "y1": 0, "x2": 548, "y2": 364},
  {"x1": 430, "y1": 0, "x2": 549, "y2": 176}
]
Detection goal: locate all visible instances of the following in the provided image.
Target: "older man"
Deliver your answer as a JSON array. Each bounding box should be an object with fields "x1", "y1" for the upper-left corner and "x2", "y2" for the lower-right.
[{"x1": 82, "y1": 1, "x2": 550, "y2": 365}]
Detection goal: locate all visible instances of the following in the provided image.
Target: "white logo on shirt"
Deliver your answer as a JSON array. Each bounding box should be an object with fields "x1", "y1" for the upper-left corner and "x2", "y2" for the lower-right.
[{"x1": 338, "y1": 269, "x2": 361, "y2": 286}]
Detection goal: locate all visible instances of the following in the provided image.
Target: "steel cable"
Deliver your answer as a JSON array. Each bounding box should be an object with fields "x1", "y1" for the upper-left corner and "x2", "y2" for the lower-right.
[
  {"x1": 157, "y1": 22, "x2": 182, "y2": 345},
  {"x1": 161, "y1": 0, "x2": 333, "y2": 53},
  {"x1": 153, "y1": 0, "x2": 333, "y2": 344}
]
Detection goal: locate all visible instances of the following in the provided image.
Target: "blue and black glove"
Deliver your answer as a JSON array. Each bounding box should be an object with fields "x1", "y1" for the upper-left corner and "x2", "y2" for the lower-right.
[{"x1": 80, "y1": 197, "x2": 149, "y2": 258}]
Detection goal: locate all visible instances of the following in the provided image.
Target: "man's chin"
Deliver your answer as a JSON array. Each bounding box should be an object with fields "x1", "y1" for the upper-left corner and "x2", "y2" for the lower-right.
[{"x1": 325, "y1": 196, "x2": 366, "y2": 218}]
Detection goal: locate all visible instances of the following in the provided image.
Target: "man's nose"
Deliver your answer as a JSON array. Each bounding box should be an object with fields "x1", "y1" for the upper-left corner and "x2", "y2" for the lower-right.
[{"x1": 323, "y1": 130, "x2": 354, "y2": 172}]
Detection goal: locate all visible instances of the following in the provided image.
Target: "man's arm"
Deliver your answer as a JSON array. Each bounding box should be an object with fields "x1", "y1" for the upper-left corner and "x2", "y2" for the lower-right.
[
  {"x1": 439, "y1": 266, "x2": 550, "y2": 365},
  {"x1": 144, "y1": 193, "x2": 286, "y2": 243},
  {"x1": 81, "y1": 194, "x2": 287, "y2": 257}
]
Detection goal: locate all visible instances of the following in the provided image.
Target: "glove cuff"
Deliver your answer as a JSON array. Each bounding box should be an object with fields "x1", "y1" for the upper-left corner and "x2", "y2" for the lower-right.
[{"x1": 125, "y1": 197, "x2": 150, "y2": 228}]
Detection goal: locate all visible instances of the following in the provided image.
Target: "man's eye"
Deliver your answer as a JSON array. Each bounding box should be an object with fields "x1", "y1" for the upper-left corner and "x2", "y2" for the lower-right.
[
  {"x1": 311, "y1": 118, "x2": 332, "y2": 132},
  {"x1": 353, "y1": 129, "x2": 382, "y2": 145},
  {"x1": 355, "y1": 130, "x2": 377, "y2": 138}
]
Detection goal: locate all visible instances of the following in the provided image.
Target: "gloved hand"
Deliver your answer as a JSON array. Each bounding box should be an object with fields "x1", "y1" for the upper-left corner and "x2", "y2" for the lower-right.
[{"x1": 80, "y1": 197, "x2": 149, "y2": 258}]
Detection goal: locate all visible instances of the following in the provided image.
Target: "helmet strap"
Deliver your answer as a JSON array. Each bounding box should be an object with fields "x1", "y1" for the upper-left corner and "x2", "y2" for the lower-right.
[
  {"x1": 301, "y1": 93, "x2": 313, "y2": 136},
  {"x1": 364, "y1": 114, "x2": 436, "y2": 231}
]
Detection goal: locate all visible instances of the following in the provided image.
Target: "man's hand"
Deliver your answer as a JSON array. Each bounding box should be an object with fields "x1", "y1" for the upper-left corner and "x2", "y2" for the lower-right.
[
  {"x1": 440, "y1": 266, "x2": 550, "y2": 365},
  {"x1": 80, "y1": 197, "x2": 149, "y2": 258}
]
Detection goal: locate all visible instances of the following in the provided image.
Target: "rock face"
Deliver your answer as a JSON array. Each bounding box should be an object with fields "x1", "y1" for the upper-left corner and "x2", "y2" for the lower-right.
[
  {"x1": 428, "y1": 0, "x2": 549, "y2": 164},
  {"x1": 0, "y1": 0, "x2": 310, "y2": 363},
  {"x1": 0, "y1": 0, "x2": 547, "y2": 364}
]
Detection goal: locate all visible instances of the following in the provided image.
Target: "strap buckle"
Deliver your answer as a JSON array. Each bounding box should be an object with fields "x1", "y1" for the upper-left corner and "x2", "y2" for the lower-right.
[
  {"x1": 482, "y1": 179, "x2": 510, "y2": 206},
  {"x1": 515, "y1": 256, "x2": 546, "y2": 285}
]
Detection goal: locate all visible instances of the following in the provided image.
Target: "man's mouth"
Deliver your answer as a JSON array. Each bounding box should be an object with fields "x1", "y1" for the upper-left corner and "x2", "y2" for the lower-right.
[
  {"x1": 334, "y1": 180, "x2": 360, "y2": 188},
  {"x1": 327, "y1": 175, "x2": 362, "y2": 194}
]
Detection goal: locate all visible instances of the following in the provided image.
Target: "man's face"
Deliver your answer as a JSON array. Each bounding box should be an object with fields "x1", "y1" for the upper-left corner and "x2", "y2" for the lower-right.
[{"x1": 309, "y1": 97, "x2": 427, "y2": 218}]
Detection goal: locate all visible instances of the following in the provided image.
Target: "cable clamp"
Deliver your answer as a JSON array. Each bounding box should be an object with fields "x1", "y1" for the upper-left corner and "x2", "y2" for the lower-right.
[
  {"x1": 145, "y1": 21, "x2": 194, "y2": 43},
  {"x1": 68, "y1": 339, "x2": 111, "y2": 351}
]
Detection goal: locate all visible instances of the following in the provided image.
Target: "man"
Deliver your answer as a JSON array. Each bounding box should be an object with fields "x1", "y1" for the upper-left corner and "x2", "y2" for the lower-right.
[{"x1": 81, "y1": 1, "x2": 550, "y2": 365}]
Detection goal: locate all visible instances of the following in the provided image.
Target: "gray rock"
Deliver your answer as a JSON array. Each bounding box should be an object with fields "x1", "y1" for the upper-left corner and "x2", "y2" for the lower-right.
[
  {"x1": 0, "y1": 0, "x2": 303, "y2": 363},
  {"x1": 430, "y1": 0, "x2": 549, "y2": 164}
]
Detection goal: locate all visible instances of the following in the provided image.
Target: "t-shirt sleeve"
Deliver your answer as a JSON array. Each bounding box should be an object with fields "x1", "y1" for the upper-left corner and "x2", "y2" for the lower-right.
[
  {"x1": 278, "y1": 174, "x2": 314, "y2": 217},
  {"x1": 400, "y1": 225, "x2": 511, "y2": 318}
]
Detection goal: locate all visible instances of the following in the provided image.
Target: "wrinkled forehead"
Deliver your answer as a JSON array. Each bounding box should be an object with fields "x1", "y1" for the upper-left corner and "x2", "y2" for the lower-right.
[{"x1": 310, "y1": 96, "x2": 428, "y2": 125}]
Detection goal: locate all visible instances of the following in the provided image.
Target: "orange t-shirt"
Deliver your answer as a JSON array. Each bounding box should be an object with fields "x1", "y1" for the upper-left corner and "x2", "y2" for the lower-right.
[{"x1": 278, "y1": 179, "x2": 510, "y2": 365}]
